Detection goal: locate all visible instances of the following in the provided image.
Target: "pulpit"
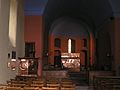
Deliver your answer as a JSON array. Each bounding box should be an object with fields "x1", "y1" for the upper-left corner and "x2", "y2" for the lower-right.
[{"x1": 18, "y1": 57, "x2": 38, "y2": 76}]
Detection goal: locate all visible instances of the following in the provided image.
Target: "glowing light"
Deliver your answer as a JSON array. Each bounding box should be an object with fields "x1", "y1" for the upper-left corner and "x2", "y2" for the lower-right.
[
  {"x1": 21, "y1": 59, "x2": 26, "y2": 61},
  {"x1": 68, "y1": 39, "x2": 71, "y2": 53},
  {"x1": 9, "y1": 0, "x2": 17, "y2": 47},
  {"x1": 11, "y1": 59, "x2": 16, "y2": 61}
]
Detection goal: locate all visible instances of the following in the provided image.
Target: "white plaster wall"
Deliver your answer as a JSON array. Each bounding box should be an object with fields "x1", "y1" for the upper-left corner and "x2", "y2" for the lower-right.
[
  {"x1": 0, "y1": 0, "x2": 24, "y2": 84},
  {"x1": 16, "y1": 0, "x2": 24, "y2": 58}
]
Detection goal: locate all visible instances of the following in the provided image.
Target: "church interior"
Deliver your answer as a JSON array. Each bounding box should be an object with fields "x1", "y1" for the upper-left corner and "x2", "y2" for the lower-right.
[{"x1": 0, "y1": 0, "x2": 120, "y2": 90}]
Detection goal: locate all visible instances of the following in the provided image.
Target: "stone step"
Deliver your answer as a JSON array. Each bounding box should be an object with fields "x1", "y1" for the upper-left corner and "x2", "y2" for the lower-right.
[{"x1": 68, "y1": 71, "x2": 89, "y2": 86}]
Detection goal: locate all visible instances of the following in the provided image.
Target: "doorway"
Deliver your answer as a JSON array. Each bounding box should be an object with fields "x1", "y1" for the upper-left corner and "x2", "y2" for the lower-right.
[{"x1": 81, "y1": 50, "x2": 88, "y2": 70}]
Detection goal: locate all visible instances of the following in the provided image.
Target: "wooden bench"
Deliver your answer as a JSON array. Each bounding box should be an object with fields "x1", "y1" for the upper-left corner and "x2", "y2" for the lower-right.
[{"x1": 93, "y1": 76, "x2": 120, "y2": 90}]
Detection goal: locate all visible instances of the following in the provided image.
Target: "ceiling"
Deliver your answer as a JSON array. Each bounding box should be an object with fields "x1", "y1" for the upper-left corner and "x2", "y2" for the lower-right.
[
  {"x1": 24, "y1": 0, "x2": 120, "y2": 50},
  {"x1": 24, "y1": 0, "x2": 48, "y2": 15},
  {"x1": 24, "y1": 0, "x2": 120, "y2": 30}
]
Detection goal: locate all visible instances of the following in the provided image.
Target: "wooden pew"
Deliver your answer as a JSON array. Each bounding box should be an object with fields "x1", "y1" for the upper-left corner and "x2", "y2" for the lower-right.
[{"x1": 93, "y1": 76, "x2": 120, "y2": 90}]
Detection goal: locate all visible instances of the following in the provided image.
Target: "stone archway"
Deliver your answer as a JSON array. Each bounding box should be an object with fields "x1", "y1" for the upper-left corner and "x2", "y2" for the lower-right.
[{"x1": 48, "y1": 17, "x2": 95, "y2": 71}]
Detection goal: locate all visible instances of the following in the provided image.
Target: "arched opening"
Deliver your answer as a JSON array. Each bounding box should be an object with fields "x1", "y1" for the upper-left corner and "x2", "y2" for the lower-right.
[
  {"x1": 48, "y1": 17, "x2": 95, "y2": 72},
  {"x1": 43, "y1": 0, "x2": 113, "y2": 73}
]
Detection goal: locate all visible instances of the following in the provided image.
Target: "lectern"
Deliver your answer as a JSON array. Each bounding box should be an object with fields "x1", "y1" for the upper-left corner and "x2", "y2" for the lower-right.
[{"x1": 18, "y1": 57, "x2": 38, "y2": 76}]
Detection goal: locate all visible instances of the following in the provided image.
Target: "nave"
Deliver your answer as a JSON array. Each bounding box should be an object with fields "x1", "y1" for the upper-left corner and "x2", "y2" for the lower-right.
[{"x1": 0, "y1": 69, "x2": 120, "y2": 90}]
